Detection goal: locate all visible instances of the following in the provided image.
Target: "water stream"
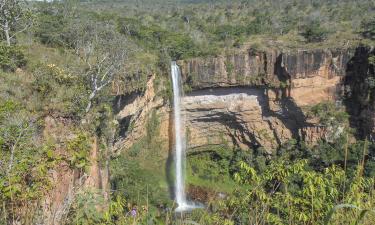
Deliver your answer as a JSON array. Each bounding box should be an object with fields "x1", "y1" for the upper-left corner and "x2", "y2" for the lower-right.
[
  {"x1": 171, "y1": 61, "x2": 188, "y2": 212},
  {"x1": 171, "y1": 62, "x2": 202, "y2": 212}
]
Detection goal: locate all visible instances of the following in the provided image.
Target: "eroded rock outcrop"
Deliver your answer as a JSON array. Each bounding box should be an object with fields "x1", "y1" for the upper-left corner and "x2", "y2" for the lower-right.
[
  {"x1": 116, "y1": 46, "x2": 375, "y2": 155},
  {"x1": 115, "y1": 75, "x2": 170, "y2": 156},
  {"x1": 180, "y1": 48, "x2": 353, "y2": 105},
  {"x1": 182, "y1": 88, "x2": 292, "y2": 152}
]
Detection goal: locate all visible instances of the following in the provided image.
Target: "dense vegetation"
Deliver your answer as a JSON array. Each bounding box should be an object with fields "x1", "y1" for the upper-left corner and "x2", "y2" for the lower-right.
[{"x1": 0, "y1": 0, "x2": 374, "y2": 224}]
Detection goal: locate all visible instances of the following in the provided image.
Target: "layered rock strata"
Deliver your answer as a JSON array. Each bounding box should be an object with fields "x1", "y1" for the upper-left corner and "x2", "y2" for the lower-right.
[{"x1": 116, "y1": 47, "x2": 375, "y2": 154}]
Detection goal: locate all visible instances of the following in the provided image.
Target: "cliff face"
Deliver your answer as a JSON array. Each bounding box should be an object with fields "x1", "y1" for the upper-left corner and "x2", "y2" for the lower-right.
[
  {"x1": 343, "y1": 47, "x2": 375, "y2": 139},
  {"x1": 116, "y1": 46, "x2": 374, "y2": 155},
  {"x1": 182, "y1": 88, "x2": 293, "y2": 151},
  {"x1": 179, "y1": 48, "x2": 353, "y2": 105}
]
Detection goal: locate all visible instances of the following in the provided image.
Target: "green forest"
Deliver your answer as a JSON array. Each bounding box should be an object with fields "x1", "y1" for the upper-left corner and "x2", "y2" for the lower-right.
[{"x1": 0, "y1": 0, "x2": 375, "y2": 224}]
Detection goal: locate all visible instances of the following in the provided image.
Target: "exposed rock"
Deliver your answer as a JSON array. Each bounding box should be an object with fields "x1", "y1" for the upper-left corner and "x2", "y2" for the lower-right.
[
  {"x1": 115, "y1": 74, "x2": 170, "y2": 156},
  {"x1": 179, "y1": 48, "x2": 353, "y2": 107},
  {"x1": 182, "y1": 88, "x2": 292, "y2": 152},
  {"x1": 117, "y1": 46, "x2": 375, "y2": 155},
  {"x1": 42, "y1": 117, "x2": 108, "y2": 225}
]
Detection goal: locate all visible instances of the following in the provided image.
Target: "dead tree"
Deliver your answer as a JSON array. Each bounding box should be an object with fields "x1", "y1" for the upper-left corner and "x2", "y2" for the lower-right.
[
  {"x1": 73, "y1": 21, "x2": 128, "y2": 113},
  {"x1": 0, "y1": 0, "x2": 32, "y2": 46}
]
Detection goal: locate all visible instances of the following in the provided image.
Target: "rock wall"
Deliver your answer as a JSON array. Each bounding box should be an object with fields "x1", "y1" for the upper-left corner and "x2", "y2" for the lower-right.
[
  {"x1": 182, "y1": 88, "x2": 292, "y2": 152},
  {"x1": 116, "y1": 46, "x2": 375, "y2": 155},
  {"x1": 343, "y1": 46, "x2": 375, "y2": 139},
  {"x1": 179, "y1": 48, "x2": 353, "y2": 106}
]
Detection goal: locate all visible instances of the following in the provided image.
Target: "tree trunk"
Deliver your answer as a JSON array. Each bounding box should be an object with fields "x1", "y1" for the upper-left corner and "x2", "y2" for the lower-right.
[
  {"x1": 85, "y1": 101, "x2": 92, "y2": 113},
  {"x1": 4, "y1": 20, "x2": 10, "y2": 46},
  {"x1": 85, "y1": 90, "x2": 97, "y2": 113}
]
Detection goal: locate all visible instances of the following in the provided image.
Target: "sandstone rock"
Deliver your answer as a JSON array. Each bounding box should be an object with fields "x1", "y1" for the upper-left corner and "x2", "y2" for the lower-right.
[
  {"x1": 115, "y1": 74, "x2": 169, "y2": 156},
  {"x1": 182, "y1": 88, "x2": 289, "y2": 152},
  {"x1": 116, "y1": 46, "x2": 375, "y2": 155}
]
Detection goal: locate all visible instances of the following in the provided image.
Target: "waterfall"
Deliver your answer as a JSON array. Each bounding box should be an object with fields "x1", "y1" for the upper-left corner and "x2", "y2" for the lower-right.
[
  {"x1": 171, "y1": 61, "x2": 188, "y2": 211},
  {"x1": 171, "y1": 62, "x2": 203, "y2": 212}
]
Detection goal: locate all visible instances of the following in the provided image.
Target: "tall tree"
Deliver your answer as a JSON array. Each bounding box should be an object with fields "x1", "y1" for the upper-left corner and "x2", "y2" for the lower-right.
[
  {"x1": 72, "y1": 21, "x2": 129, "y2": 113},
  {"x1": 0, "y1": 0, "x2": 32, "y2": 46}
]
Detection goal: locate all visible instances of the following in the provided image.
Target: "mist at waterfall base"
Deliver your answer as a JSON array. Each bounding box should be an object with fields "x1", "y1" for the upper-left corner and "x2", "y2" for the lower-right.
[{"x1": 171, "y1": 62, "x2": 203, "y2": 212}]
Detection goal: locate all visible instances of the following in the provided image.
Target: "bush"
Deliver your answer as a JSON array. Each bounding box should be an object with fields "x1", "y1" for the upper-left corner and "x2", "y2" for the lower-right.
[
  {"x1": 117, "y1": 17, "x2": 202, "y2": 59},
  {"x1": 301, "y1": 20, "x2": 329, "y2": 42},
  {"x1": 361, "y1": 18, "x2": 375, "y2": 40},
  {"x1": 34, "y1": 4, "x2": 71, "y2": 47},
  {"x1": 0, "y1": 44, "x2": 27, "y2": 72},
  {"x1": 66, "y1": 132, "x2": 91, "y2": 172},
  {"x1": 32, "y1": 63, "x2": 86, "y2": 117}
]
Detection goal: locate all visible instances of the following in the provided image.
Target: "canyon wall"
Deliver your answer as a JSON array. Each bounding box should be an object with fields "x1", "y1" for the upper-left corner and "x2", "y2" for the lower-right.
[{"x1": 116, "y1": 46, "x2": 375, "y2": 155}]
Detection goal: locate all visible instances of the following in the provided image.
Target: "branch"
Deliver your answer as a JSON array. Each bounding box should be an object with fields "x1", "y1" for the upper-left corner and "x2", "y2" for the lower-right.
[
  {"x1": 6, "y1": 121, "x2": 31, "y2": 175},
  {"x1": 9, "y1": 20, "x2": 32, "y2": 39}
]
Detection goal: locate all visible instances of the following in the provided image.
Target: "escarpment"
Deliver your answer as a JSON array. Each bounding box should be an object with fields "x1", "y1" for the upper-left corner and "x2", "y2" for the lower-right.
[
  {"x1": 115, "y1": 46, "x2": 375, "y2": 155},
  {"x1": 179, "y1": 48, "x2": 353, "y2": 105}
]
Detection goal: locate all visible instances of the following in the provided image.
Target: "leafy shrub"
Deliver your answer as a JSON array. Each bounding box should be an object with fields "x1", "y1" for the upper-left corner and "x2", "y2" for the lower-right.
[
  {"x1": 246, "y1": 12, "x2": 272, "y2": 35},
  {"x1": 34, "y1": 5, "x2": 70, "y2": 47},
  {"x1": 309, "y1": 102, "x2": 349, "y2": 127},
  {"x1": 212, "y1": 159, "x2": 375, "y2": 224},
  {"x1": 301, "y1": 20, "x2": 329, "y2": 42},
  {"x1": 67, "y1": 188, "x2": 105, "y2": 225},
  {"x1": 361, "y1": 17, "x2": 375, "y2": 40},
  {"x1": 117, "y1": 17, "x2": 204, "y2": 59},
  {"x1": 0, "y1": 102, "x2": 56, "y2": 223},
  {"x1": 213, "y1": 25, "x2": 246, "y2": 41},
  {"x1": 0, "y1": 44, "x2": 27, "y2": 71},
  {"x1": 32, "y1": 63, "x2": 86, "y2": 117},
  {"x1": 110, "y1": 154, "x2": 170, "y2": 206},
  {"x1": 66, "y1": 132, "x2": 91, "y2": 172},
  {"x1": 307, "y1": 102, "x2": 357, "y2": 162}
]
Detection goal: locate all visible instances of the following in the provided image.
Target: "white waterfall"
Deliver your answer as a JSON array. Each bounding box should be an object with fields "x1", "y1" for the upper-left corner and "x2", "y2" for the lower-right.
[
  {"x1": 171, "y1": 62, "x2": 204, "y2": 212},
  {"x1": 171, "y1": 61, "x2": 188, "y2": 211}
]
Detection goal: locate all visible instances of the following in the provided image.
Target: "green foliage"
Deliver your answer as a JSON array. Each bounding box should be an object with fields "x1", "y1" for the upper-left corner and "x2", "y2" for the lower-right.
[
  {"x1": 117, "y1": 17, "x2": 214, "y2": 59},
  {"x1": 66, "y1": 132, "x2": 91, "y2": 172},
  {"x1": 368, "y1": 55, "x2": 375, "y2": 66},
  {"x1": 110, "y1": 154, "x2": 170, "y2": 207},
  {"x1": 361, "y1": 17, "x2": 375, "y2": 40},
  {"x1": 34, "y1": 9, "x2": 69, "y2": 47},
  {"x1": 0, "y1": 100, "x2": 58, "y2": 224},
  {"x1": 32, "y1": 63, "x2": 87, "y2": 117},
  {"x1": 213, "y1": 24, "x2": 246, "y2": 41},
  {"x1": 0, "y1": 44, "x2": 26, "y2": 71},
  {"x1": 324, "y1": 203, "x2": 375, "y2": 225},
  {"x1": 0, "y1": 0, "x2": 33, "y2": 45},
  {"x1": 309, "y1": 102, "x2": 349, "y2": 128},
  {"x1": 188, "y1": 146, "x2": 232, "y2": 183},
  {"x1": 67, "y1": 189, "x2": 105, "y2": 225},
  {"x1": 246, "y1": 11, "x2": 272, "y2": 35},
  {"x1": 302, "y1": 20, "x2": 329, "y2": 43},
  {"x1": 207, "y1": 159, "x2": 375, "y2": 224}
]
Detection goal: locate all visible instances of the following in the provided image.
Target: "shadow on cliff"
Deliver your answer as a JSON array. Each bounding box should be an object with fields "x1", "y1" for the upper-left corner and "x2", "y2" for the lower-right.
[
  {"x1": 257, "y1": 54, "x2": 308, "y2": 142},
  {"x1": 190, "y1": 110, "x2": 261, "y2": 149},
  {"x1": 165, "y1": 110, "x2": 175, "y2": 200},
  {"x1": 343, "y1": 46, "x2": 375, "y2": 140}
]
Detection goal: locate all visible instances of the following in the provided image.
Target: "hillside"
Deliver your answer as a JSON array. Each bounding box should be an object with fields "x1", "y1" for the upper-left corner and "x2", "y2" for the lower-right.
[{"x1": 0, "y1": 0, "x2": 375, "y2": 224}]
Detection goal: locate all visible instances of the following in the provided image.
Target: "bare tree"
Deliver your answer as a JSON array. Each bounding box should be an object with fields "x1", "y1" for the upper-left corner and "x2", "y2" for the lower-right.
[
  {"x1": 73, "y1": 21, "x2": 128, "y2": 113},
  {"x1": 0, "y1": 0, "x2": 32, "y2": 46}
]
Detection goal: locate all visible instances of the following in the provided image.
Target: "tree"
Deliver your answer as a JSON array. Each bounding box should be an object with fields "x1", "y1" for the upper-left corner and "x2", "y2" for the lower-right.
[
  {"x1": 302, "y1": 20, "x2": 328, "y2": 43},
  {"x1": 361, "y1": 18, "x2": 375, "y2": 40},
  {"x1": 72, "y1": 21, "x2": 129, "y2": 113},
  {"x1": 0, "y1": 0, "x2": 32, "y2": 46}
]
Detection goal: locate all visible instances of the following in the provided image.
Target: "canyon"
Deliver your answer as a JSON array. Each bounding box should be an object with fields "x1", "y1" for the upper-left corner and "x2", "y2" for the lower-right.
[{"x1": 116, "y1": 46, "x2": 375, "y2": 156}]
